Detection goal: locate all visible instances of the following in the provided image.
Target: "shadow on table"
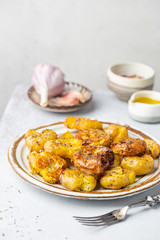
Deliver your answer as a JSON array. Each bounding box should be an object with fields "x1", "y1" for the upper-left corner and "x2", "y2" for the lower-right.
[{"x1": 26, "y1": 180, "x2": 160, "y2": 210}]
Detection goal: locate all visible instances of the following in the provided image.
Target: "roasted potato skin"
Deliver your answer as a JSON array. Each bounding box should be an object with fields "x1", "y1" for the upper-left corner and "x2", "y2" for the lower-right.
[
  {"x1": 44, "y1": 138, "x2": 83, "y2": 158},
  {"x1": 59, "y1": 131, "x2": 74, "y2": 139},
  {"x1": 41, "y1": 129, "x2": 57, "y2": 140},
  {"x1": 64, "y1": 116, "x2": 102, "y2": 130},
  {"x1": 60, "y1": 168, "x2": 97, "y2": 192},
  {"x1": 75, "y1": 129, "x2": 113, "y2": 147},
  {"x1": 121, "y1": 154, "x2": 154, "y2": 175},
  {"x1": 72, "y1": 146, "x2": 114, "y2": 175},
  {"x1": 104, "y1": 124, "x2": 128, "y2": 142},
  {"x1": 100, "y1": 166, "x2": 136, "y2": 189},
  {"x1": 110, "y1": 138, "x2": 147, "y2": 156},
  {"x1": 144, "y1": 138, "x2": 160, "y2": 159},
  {"x1": 27, "y1": 151, "x2": 67, "y2": 183},
  {"x1": 25, "y1": 129, "x2": 57, "y2": 152},
  {"x1": 25, "y1": 130, "x2": 43, "y2": 152},
  {"x1": 25, "y1": 117, "x2": 157, "y2": 192}
]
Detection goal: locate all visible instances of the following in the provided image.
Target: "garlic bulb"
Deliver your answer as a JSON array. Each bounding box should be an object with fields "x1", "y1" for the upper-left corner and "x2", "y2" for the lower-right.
[{"x1": 32, "y1": 64, "x2": 65, "y2": 107}]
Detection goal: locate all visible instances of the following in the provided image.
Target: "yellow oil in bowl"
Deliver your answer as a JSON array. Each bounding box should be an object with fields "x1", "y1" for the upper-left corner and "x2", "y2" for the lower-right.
[{"x1": 133, "y1": 97, "x2": 160, "y2": 104}]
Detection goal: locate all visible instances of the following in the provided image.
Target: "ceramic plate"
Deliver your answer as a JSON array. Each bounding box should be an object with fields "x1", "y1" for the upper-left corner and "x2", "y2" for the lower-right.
[
  {"x1": 8, "y1": 122, "x2": 160, "y2": 200},
  {"x1": 28, "y1": 82, "x2": 92, "y2": 112}
]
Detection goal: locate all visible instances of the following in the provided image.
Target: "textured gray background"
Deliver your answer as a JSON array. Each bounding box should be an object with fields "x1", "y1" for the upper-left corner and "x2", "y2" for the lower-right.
[{"x1": 0, "y1": 0, "x2": 160, "y2": 117}]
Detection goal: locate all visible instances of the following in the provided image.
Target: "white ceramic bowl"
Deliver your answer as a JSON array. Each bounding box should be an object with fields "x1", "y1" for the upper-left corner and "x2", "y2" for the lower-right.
[
  {"x1": 107, "y1": 62, "x2": 155, "y2": 101},
  {"x1": 128, "y1": 90, "x2": 160, "y2": 123}
]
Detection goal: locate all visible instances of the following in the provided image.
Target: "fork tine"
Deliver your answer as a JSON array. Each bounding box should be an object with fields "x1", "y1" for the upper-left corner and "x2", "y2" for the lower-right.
[
  {"x1": 76, "y1": 215, "x2": 116, "y2": 224},
  {"x1": 81, "y1": 219, "x2": 120, "y2": 227},
  {"x1": 78, "y1": 218, "x2": 117, "y2": 225},
  {"x1": 73, "y1": 211, "x2": 113, "y2": 220}
]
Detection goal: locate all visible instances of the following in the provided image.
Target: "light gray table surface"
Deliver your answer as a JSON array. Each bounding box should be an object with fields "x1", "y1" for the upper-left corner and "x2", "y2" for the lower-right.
[{"x1": 0, "y1": 84, "x2": 160, "y2": 240}]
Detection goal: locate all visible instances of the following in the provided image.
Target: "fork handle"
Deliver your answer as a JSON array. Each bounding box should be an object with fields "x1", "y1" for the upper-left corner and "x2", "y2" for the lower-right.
[
  {"x1": 145, "y1": 194, "x2": 160, "y2": 206},
  {"x1": 129, "y1": 194, "x2": 160, "y2": 209}
]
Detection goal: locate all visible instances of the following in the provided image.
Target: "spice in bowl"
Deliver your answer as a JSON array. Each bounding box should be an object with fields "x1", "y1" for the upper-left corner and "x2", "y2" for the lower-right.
[
  {"x1": 121, "y1": 75, "x2": 143, "y2": 79},
  {"x1": 107, "y1": 62, "x2": 155, "y2": 101}
]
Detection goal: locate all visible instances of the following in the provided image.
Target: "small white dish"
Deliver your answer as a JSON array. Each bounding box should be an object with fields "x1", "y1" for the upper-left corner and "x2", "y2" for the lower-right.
[
  {"x1": 128, "y1": 90, "x2": 160, "y2": 123},
  {"x1": 107, "y1": 62, "x2": 155, "y2": 101}
]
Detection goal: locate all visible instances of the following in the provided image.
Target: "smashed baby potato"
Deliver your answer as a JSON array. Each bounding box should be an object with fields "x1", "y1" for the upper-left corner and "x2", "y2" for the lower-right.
[
  {"x1": 59, "y1": 131, "x2": 74, "y2": 139},
  {"x1": 100, "y1": 166, "x2": 136, "y2": 189},
  {"x1": 75, "y1": 129, "x2": 112, "y2": 147},
  {"x1": 64, "y1": 116, "x2": 102, "y2": 130},
  {"x1": 24, "y1": 117, "x2": 157, "y2": 192},
  {"x1": 121, "y1": 154, "x2": 154, "y2": 175},
  {"x1": 25, "y1": 129, "x2": 57, "y2": 152},
  {"x1": 27, "y1": 151, "x2": 67, "y2": 183},
  {"x1": 104, "y1": 124, "x2": 128, "y2": 142},
  {"x1": 144, "y1": 138, "x2": 160, "y2": 159},
  {"x1": 44, "y1": 138, "x2": 83, "y2": 158},
  {"x1": 110, "y1": 138, "x2": 147, "y2": 156},
  {"x1": 72, "y1": 146, "x2": 114, "y2": 175},
  {"x1": 41, "y1": 129, "x2": 57, "y2": 140},
  {"x1": 60, "y1": 168, "x2": 97, "y2": 192},
  {"x1": 25, "y1": 130, "x2": 43, "y2": 152}
]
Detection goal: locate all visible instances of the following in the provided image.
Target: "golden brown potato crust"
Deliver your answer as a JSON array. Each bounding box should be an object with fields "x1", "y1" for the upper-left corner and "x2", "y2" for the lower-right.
[
  {"x1": 121, "y1": 154, "x2": 154, "y2": 175},
  {"x1": 100, "y1": 166, "x2": 136, "y2": 189},
  {"x1": 110, "y1": 138, "x2": 147, "y2": 156},
  {"x1": 64, "y1": 116, "x2": 102, "y2": 130},
  {"x1": 60, "y1": 168, "x2": 97, "y2": 192},
  {"x1": 59, "y1": 131, "x2": 74, "y2": 139},
  {"x1": 104, "y1": 124, "x2": 128, "y2": 142},
  {"x1": 75, "y1": 129, "x2": 113, "y2": 147},
  {"x1": 25, "y1": 129, "x2": 57, "y2": 152},
  {"x1": 24, "y1": 117, "x2": 157, "y2": 192},
  {"x1": 41, "y1": 129, "x2": 57, "y2": 140},
  {"x1": 144, "y1": 138, "x2": 160, "y2": 159},
  {"x1": 72, "y1": 146, "x2": 114, "y2": 175},
  {"x1": 44, "y1": 138, "x2": 83, "y2": 158},
  {"x1": 27, "y1": 151, "x2": 67, "y2": 183}
]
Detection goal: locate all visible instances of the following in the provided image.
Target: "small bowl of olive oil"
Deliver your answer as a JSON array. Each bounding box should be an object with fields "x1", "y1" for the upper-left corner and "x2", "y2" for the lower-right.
[{"x1": 128, "y1": 90, "x2": 160, "y2": 123}]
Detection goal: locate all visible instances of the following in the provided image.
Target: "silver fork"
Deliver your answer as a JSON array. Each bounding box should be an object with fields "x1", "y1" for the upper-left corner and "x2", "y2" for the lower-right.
[{"x1": 73, "y1": 194, "x2": 160, "y2": 227}]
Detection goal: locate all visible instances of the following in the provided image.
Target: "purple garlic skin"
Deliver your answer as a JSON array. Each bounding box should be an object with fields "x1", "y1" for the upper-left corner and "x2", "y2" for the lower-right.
[{"x1": 32, "y1": 64, "x2": 65, "y2": 107}]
